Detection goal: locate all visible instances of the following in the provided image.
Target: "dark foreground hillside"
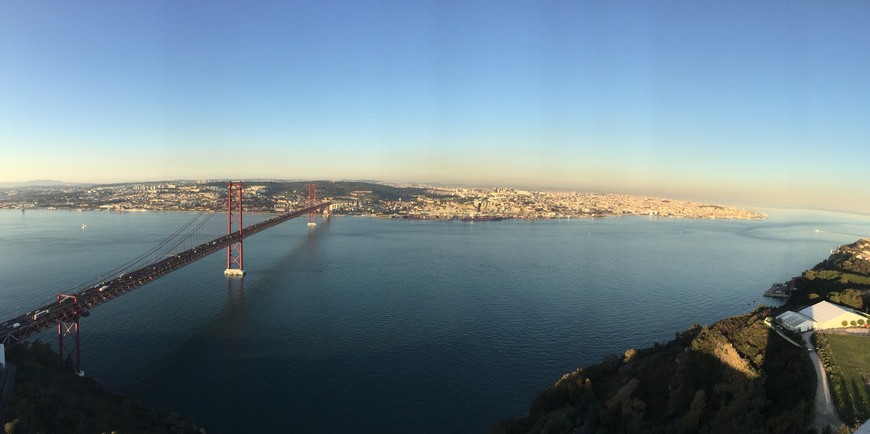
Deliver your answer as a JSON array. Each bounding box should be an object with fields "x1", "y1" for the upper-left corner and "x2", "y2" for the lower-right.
[
  {"x1": 491, "y1": 309, "x2": 814, "y2": 434},
  {"x1": 494, "y1": 239, "x2": 870, "y2": 434},
  {"x1": 3, "y1": 341, "x2": 204, "y2": 434}
]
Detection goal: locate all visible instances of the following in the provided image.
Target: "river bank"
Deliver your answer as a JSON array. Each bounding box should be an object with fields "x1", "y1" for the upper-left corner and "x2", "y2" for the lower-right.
[{"x1": 493, "y1": 238, "x2": 870, "y2": 433}]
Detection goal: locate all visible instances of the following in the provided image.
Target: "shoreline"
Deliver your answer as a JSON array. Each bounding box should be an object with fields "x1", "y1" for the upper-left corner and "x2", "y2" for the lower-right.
[{"x1": 3, "y1": 206, "x2": 768, "y2": 222}]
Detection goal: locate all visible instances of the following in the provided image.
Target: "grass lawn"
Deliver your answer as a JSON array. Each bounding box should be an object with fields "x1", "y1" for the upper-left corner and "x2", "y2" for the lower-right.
[{"x1": 819, "y1": 333, "x2": 870, "y2": 425}]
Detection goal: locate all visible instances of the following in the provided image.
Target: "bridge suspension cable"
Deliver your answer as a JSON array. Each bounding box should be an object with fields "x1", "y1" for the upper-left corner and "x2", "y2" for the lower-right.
[
  {"x1": 2, "y1": 203, "x2": 330, "y2": 341},
  {"x1": 1, "y1": 182, "x2": 330, "y2": 375},
  {"x1": 63, "y1": 211, "x2": 216, "y2": 294}
]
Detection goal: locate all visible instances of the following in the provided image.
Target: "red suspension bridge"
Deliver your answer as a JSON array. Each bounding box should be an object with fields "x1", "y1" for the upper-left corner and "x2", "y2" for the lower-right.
[{"x1": 0, "y1": 182, "x2": 329, "y2": 373}]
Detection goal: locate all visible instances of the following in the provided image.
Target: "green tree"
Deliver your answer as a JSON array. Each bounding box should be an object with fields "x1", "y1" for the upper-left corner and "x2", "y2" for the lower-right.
[{"x1": 838, "y1": 289, "x2": 863, "y2": 309}]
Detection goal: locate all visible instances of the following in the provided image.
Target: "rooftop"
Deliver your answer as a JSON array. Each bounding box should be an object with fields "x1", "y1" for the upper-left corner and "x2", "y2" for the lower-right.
[
  {"x1": 798, "y1": 300, "x2": 861, "y2": 323},
  {"x1": 776, "y1": 310, "x2": 816, "y2": 330}
]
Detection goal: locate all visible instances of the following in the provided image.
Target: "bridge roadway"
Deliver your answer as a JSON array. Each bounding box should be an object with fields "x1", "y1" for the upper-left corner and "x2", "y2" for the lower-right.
[{"x1": 0, "y1": 202, "x2": 330, "y2": 347}]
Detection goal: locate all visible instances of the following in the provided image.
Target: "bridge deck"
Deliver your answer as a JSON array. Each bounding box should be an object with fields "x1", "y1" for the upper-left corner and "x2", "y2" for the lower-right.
[{"x1": 0, "y1": 202, "x2": 330, "y2": 347}]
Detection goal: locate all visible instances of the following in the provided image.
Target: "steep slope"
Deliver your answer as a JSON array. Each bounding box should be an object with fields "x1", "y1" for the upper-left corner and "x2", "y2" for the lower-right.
[
  {"x1": 493, "y1": 238, "x2": 870, "y2": 434},
  {"x1": 491, "y1": 308, "x2": 814, "y2": 434},
  {"x1": 3, "y1": 341, "x2": 204, "y2": 434}
]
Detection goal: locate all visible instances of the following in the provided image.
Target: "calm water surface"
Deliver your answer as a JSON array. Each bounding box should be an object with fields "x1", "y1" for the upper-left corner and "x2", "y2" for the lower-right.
[{"x1": 2, "y1": 208, "x2": 870, "y2": 433}]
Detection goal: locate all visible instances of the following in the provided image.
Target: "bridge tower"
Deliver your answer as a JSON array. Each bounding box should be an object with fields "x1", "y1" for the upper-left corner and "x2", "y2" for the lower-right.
[
  {"x1": 307, "y1": 183, "x2": 317, "y2": 227},
  {"x1": 56, "y1": 294, "x2": 83, "y2": 375},
  {"x1": 225, "y1": 181, "x2": 245, "y2": 277}
]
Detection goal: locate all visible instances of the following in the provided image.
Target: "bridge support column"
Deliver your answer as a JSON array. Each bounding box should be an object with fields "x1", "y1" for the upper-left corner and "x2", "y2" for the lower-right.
[
  {"x1": 225, "y1": 181, "x2": 245, "y2": 277},
  {"x1": 307, "y1": 183, "x2": 317, "y2": 227},
  {"x1": 56, "y1": 294, "x2": 83, "y2": 375},
  {"x1": 57, "y1": 316, "x2": 82, "y2": 375}
]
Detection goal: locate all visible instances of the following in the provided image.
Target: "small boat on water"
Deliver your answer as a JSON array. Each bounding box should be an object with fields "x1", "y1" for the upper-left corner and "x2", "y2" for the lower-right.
[{"x1": 81, "y1": 224, "x2": 87, "y2": 230}]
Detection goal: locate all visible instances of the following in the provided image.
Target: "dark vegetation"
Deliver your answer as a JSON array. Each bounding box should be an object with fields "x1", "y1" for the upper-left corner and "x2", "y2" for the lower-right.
[
  {"x1": 206, "y1": 180, "x2": 429, "y2": 203},
  {"x1": 3, "y1": 341, "x2": 203, "y2": 434},
  {"x1": 493, "y1": 240, "x2": 870, "y2": 434},
  {"x1": 491, "y1": 308, "x2": 815, "y2": 434},
  {"x1": 788, "y1": 239, "x2": 870, "y2": 312},
  {"x1": 297, "y1": 180, "x2": 429, "y2": 201}
]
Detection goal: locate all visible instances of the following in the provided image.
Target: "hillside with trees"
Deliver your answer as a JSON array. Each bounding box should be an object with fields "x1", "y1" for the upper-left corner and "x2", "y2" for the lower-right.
[
  {"x1": 3, "y1": 341, "x2": 204, "y2": 434},
  {"x1": 792, "y1": 239, "x2": 870, "y2": 311},
  {"x1": 494, "y1": 239, "x2": 870, "y2": 434},
  {"x1": 491, "y1": 309, "x2": 814, "y2": 434}
]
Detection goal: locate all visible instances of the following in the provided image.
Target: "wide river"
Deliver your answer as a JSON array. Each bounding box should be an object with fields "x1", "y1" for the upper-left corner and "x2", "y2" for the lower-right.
[{"x1": 2, "y1": 208, "x2": 870, "y2": 433}]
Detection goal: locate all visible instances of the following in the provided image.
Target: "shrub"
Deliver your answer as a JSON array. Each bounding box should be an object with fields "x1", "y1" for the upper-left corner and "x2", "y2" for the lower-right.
[
  {"x1": 838, "y1": 289, "x2": 863, "y2": 309},
  {"x1": 818, "y1": 270, "x2": 842, "y2": 280},
  {"x1": 842, "y1": 320, "x2": 849, "y2": 327},
  {"x1": 850, "y1": 320, "x2": 857, "y2": 326},
  {"x1": 858, "y1": 319, "x2": 865, "y2": 326},
  {"x1": 809, "y1": 293, "x2": 820, "y2": 300},
  {"x1": 600, "y1": 354, "x2": 621, "y2": 374},
  {"x1": 623, "y1": 348, "x2": 638, "y2": 364}
]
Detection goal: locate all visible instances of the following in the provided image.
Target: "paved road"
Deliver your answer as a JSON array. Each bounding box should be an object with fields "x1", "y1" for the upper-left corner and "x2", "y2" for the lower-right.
[{"x1": 801, "y1": 331, "x2": 841, "y2": 431}]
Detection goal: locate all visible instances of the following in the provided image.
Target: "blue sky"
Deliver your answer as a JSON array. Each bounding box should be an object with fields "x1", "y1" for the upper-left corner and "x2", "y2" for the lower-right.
[{"x1": 1, "y1": 1, "x2": 869, "y2": 211}]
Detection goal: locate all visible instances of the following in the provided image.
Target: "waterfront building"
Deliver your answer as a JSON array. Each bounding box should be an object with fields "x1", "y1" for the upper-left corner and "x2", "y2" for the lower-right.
[{"x1": 776, "y1": 300, "x2": 868, "y2": 332}]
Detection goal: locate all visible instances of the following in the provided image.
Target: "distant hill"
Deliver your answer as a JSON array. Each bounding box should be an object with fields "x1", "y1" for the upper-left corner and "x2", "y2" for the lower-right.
[
  {"x1": 204, "y1": 179, "x2": 430, "y2": 202},
  {"x1": 0, "y1": 180, "x2": 66, "y2": 188}
]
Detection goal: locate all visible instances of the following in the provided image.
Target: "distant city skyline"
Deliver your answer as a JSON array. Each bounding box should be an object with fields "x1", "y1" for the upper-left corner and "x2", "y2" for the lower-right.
[{"x1": 1, "y1": 1, "x2": 869, "y2": 212}]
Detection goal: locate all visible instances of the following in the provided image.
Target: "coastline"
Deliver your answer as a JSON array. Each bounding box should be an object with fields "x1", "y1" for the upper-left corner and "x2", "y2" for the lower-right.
[
  {"x1": 1, "y1": 180, "x2": 768, "y2": 221},
  {"x1": 6, "y1": 205, "x2": 767, "y2": 221},
  {"x1": 493, "y1": 237, "x2": 870, "y2": 433}
]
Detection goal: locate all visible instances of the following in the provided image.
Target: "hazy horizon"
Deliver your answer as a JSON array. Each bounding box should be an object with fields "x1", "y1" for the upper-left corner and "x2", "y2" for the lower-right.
[
  {"x1": 2, "y1": 1, "x2": 869, "y2": 212},
  {"x1": 5, "y1": 176, "x2": 870, "y2": 217}
]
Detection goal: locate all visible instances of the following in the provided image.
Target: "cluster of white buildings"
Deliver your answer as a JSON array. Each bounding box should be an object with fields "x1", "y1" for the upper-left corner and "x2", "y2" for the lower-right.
[
  {"x1": 377, "y1": 188, "x2": 767, "y2": 220},
  {"x1": 776, "y1": 300, "x2": 869, "y2": 332}
]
